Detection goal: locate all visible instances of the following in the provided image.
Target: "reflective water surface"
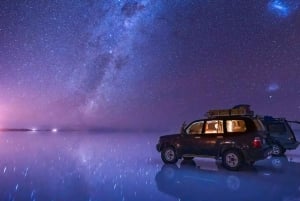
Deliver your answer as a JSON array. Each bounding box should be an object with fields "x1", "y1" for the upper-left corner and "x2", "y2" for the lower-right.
[{"x1": 0, "y1": 132, "x2": 299, "y2": 201}]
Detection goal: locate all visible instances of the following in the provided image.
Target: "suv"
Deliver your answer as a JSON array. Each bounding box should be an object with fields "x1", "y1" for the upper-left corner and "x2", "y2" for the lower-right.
[
  {"x1": 260, "y1": 116, "x2": 299, "y2": 156},
  {"x1": 156, "y1": 106, "x2": 273, "y2": 171}
]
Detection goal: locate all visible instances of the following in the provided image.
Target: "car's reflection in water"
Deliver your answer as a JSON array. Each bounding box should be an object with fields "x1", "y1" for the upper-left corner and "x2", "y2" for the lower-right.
[{"x1": 156, "y1": 156, "x2": 300, "y2": 201}]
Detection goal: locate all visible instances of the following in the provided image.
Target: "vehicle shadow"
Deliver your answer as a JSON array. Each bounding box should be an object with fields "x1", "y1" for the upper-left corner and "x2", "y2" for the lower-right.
[{"x1": 155, "y1": 158, "x2": 300, "y2": 201}]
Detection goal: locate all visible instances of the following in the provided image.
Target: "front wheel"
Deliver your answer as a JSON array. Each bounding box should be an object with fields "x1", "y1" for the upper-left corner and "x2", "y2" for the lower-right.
[
  {"x1": 222, "y1": 150, "x2": 243, "y2": 171},
  {"x1": 161, "y1": 147, "x2": 178, "y2": 164}
]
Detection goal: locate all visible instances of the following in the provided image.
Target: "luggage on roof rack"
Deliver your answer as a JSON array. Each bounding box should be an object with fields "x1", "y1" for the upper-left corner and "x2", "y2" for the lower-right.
[{"x1": 205, "y1": 104, "x2": 254, "y2": 118}]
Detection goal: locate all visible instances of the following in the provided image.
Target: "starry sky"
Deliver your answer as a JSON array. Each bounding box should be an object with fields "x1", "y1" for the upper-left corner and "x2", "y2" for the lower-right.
[{"x1": 0, "y1": 0, "x2": 299, "y2": 131}]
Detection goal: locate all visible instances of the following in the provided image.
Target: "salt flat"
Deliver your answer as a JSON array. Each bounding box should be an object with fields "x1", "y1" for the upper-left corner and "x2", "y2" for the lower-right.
[{"x1": 0, "y1": 131, "x2": 299, "y2": 201}]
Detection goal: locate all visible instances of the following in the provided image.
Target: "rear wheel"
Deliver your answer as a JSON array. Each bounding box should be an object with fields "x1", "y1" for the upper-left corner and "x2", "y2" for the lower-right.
[
  {"x1": 272, "y1": 144, "x2": 285, "y2": 156},
  {"x1": 161, "y1": 147, "x2": 178, "y2": 164},
  {"x1": 222, "y1": 149, "x2": 243, "y2": 171}
]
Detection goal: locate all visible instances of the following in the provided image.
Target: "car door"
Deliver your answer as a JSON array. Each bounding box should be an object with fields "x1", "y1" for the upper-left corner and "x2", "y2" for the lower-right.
[
  {"x1": 268, "y1": 121, "x2": 299, "y2": 149},
  {"x1": 184, "y1": 121, "x2": 204, "y2": 154},
  {"x1": 194, "y1": 120, "x2": 224, "y2": 156}
]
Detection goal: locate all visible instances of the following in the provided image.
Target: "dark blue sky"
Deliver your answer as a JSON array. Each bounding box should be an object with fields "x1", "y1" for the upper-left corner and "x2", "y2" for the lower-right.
[{"x1": 0, "y1": 0, "x2": 299, "y2": 130}]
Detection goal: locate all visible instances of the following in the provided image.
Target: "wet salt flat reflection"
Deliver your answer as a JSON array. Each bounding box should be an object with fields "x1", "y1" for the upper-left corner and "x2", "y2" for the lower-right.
[
  {"x1": 0, "y1": 132, "x2": 168, "y2": 201},
  {"x1": 0, "y1": 132, "x2": 299, "y2": 201}
]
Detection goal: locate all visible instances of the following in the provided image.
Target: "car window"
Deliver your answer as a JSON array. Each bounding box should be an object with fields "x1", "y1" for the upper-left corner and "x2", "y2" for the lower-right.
[
  {"x1": 205, "y1": 120, "x2": 224, "y2": 134},
  {"x1": 226, "y1": 120, "x2": 247, "y2": 133},
  {"x1": 186, "y1": 121, "x2": 204, "y2": 134},
  {"x1": 267, "y1": 123, "x2": 291, "y2": 136},
  {"x1": 268, "y1": 123, "x2": 286, "y2": 133}
]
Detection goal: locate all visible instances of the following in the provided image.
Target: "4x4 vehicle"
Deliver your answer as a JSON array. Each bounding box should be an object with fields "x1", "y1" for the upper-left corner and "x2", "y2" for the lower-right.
[
  {"x1": 156, "y1": 105, "x2": 273, "y2": 171},
  {"x1": 260, "y1": 116, "x2": 299, "y2": 156}
]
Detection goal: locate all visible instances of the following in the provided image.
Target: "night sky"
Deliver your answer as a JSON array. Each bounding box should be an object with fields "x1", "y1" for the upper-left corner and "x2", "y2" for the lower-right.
[{"x1": 0, "y1": 0, "x2": 299, "y2": 131}]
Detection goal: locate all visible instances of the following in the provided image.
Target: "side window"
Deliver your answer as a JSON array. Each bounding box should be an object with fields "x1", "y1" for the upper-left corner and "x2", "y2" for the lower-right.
[
  {"x1": 205, "y1": 120, "x2": 224, "y2": 134},
  {"x1": 226, "y1": 120, "x2": 247, "y2": 133},
  {"x1": 186, "y1": 121, "x2": 204, "y2": 134},
  {"x1": 268, "y1": 123, "x2": 287, "y2": 136}
]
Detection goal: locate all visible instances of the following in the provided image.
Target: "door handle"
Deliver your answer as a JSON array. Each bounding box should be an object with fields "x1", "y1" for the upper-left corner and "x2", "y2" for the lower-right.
[{"x1": 194, "y1": 136, "x2": 201, "y2": 139}]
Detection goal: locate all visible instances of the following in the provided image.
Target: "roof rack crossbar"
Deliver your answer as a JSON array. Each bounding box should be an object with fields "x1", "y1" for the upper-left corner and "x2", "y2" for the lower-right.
[{"x1": 205, "y1": 105, "x2": 254, "y2": 118}]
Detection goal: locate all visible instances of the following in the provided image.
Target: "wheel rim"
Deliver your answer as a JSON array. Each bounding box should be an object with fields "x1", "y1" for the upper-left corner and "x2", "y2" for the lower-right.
[
  {"x1": 226, "y1": 153, "x2": 239, "y2": 167},
  {"x1": 272, "y1": 145, "x2": 281, "y2": 155},
  {"x1": 164, "y1": 149, "x2": 175, "y2": 161}
]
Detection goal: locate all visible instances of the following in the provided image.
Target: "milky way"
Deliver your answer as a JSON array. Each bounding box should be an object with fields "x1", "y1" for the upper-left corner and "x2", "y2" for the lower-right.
[{"x1": 0, "y1": 0, "x2": 299, "y2": 130}]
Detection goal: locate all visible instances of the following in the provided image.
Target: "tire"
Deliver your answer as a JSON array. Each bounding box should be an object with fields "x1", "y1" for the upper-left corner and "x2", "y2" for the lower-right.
[
  {"x1": 272, "y1": 144, "x2": 285, "y2": 156},
  {"x1": 222, "y1": 149, "x2": 243, "y2": 171},
  {"x1": 161, "y1": 147, "x2": 178, "y2": 164}
]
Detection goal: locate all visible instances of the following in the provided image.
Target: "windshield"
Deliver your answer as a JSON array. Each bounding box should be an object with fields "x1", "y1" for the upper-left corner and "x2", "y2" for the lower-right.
[{"x1": 186, "y1": 121, "x2": 204, "y2": 134}]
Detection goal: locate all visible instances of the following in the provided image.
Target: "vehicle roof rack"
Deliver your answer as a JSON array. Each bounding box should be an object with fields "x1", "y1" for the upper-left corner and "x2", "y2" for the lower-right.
[
  {"x1": 257, "y1": 115, "x2": 286, "y2": 122},
  {"x1": 205, "y1": 104, "x2": 254, "y2": 118}
]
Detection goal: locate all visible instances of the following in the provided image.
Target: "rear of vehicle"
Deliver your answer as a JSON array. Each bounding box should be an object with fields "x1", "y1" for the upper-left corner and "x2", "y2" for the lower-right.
[
  {"x1": 261, "y1": 116, "x2": 300, "y2": 156},
  {"x1": 219, "y1": 117, "x2": 272, "y2": 170}
]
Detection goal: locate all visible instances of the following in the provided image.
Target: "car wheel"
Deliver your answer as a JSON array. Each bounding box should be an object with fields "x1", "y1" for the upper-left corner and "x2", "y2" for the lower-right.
[
  {"x1": 161, "y1": 147, "x2": 178, "y2": 164},
  {"x1": 222, "y1": 150, "x2": 243, "y2": 171},
  {"x1": 272, "y1": 144, "x2": 285, "y2": 156}
]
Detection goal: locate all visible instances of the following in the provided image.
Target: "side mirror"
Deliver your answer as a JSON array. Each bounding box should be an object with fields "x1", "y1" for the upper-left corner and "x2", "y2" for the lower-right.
[{"x1": 180, "y1": 121, "x2": 187, "y2": 134}]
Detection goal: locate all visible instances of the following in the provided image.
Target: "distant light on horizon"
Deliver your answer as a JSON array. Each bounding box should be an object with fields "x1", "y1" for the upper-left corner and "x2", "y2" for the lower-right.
[{"x1": 52, "y1": 128, "x2": 58, "y2": 133}]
